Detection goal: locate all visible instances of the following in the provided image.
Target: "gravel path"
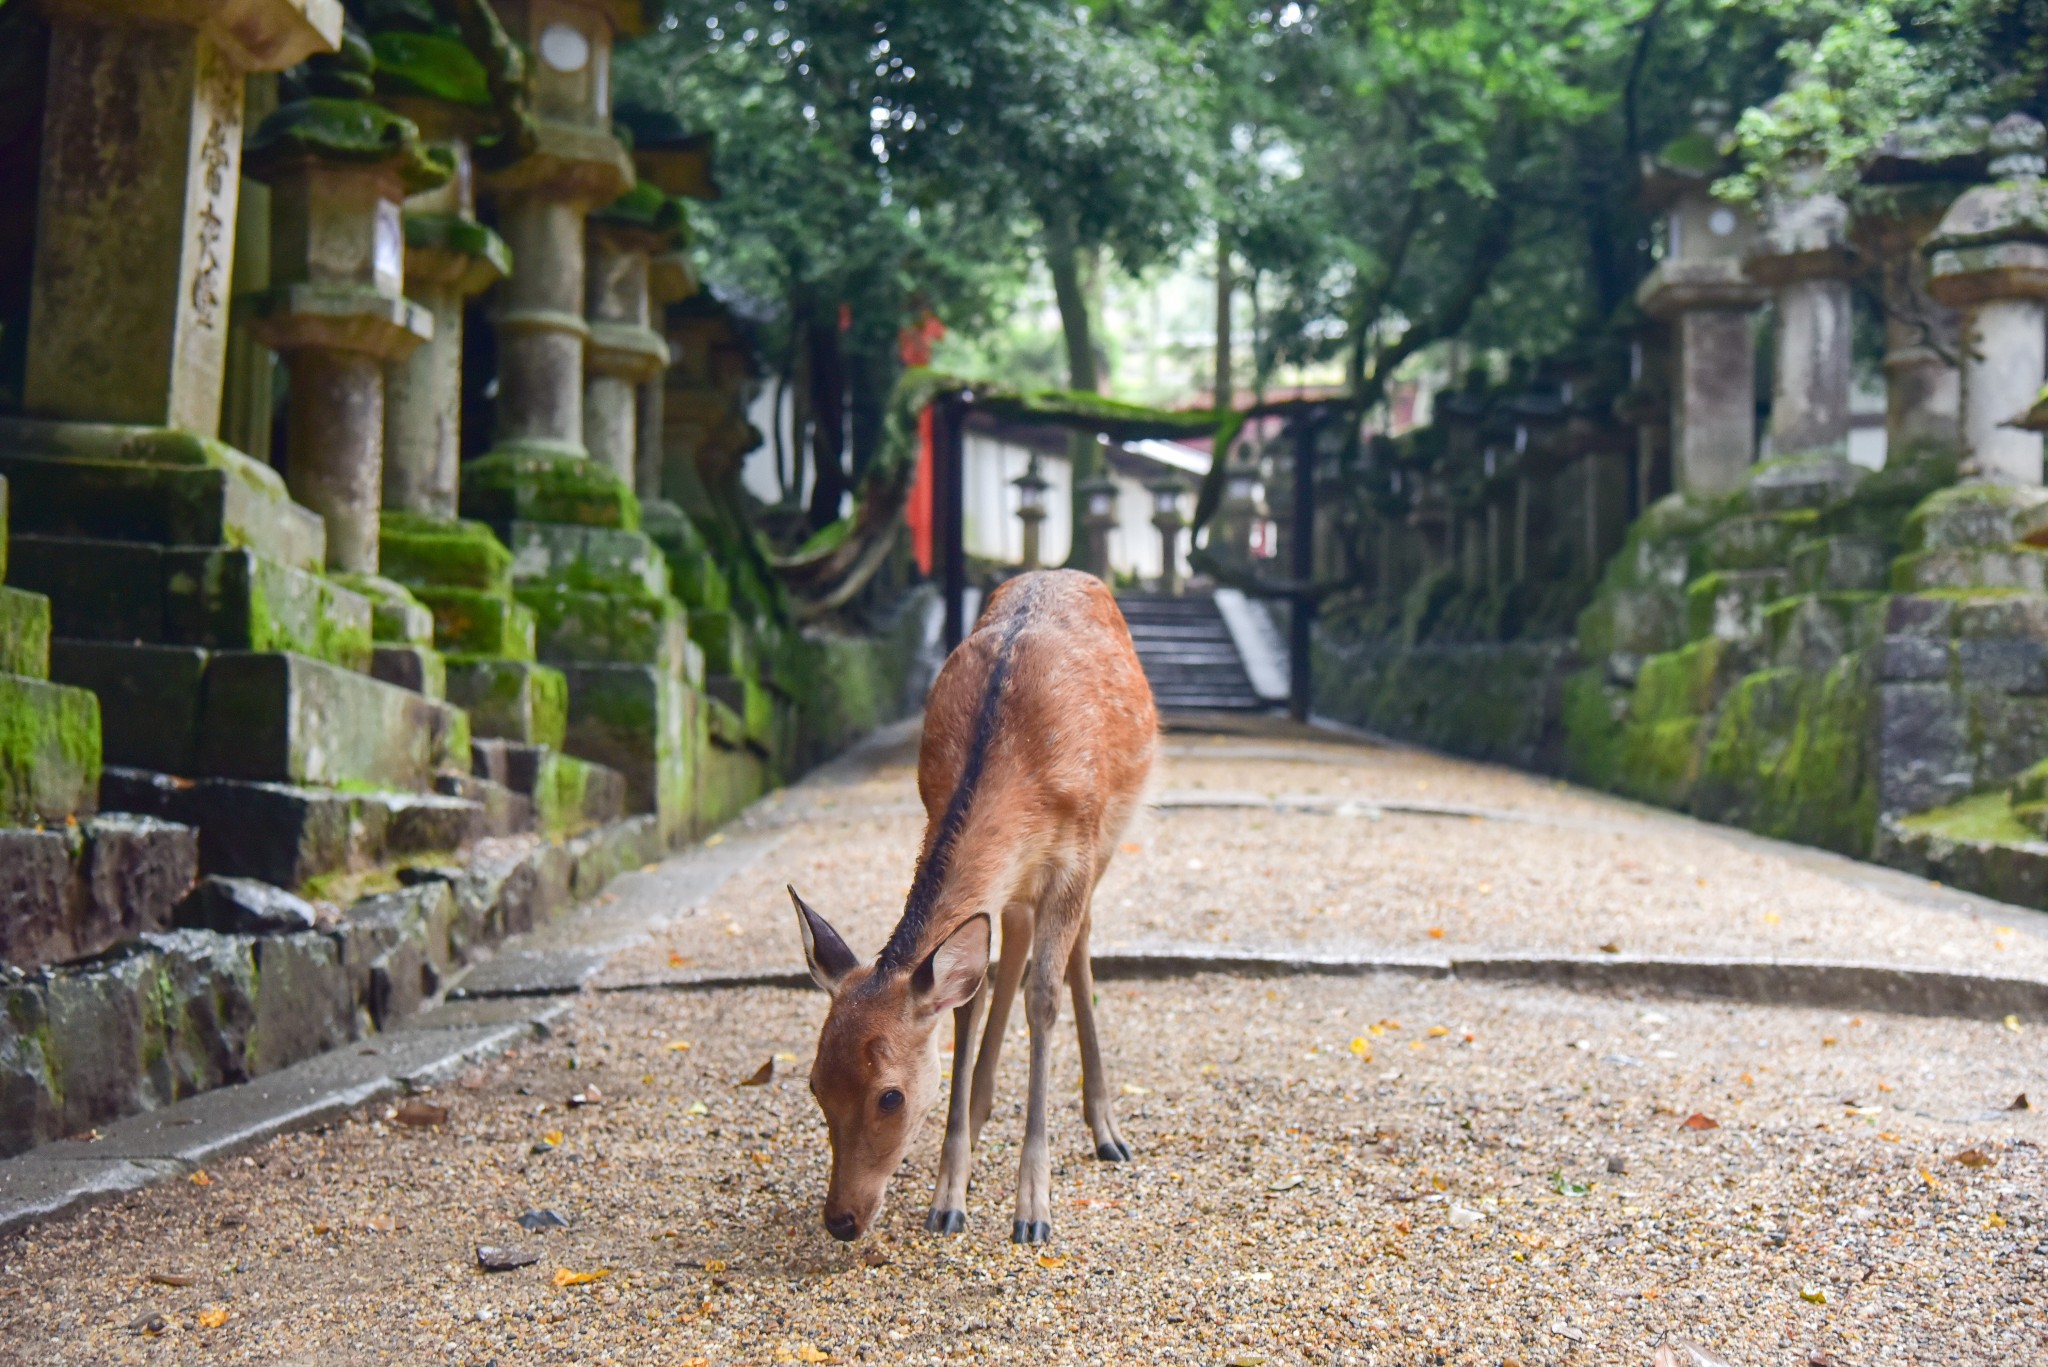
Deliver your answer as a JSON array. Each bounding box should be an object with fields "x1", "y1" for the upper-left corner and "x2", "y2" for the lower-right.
[{"x1": 4, "y1": 721, "x2": 2047, "y2": 1365}]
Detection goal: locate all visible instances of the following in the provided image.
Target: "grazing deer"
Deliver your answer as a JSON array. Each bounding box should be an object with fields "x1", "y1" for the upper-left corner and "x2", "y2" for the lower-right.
[{"x1": 789, "y1": 569, "x2": 1157, "y2": 1244}]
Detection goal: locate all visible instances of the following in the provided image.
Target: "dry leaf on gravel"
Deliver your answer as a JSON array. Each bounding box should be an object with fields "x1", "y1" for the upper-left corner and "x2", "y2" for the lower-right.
[
  {"x1": 393, "y1": 1099, "x2": 448, "y2": 1128},
  {"x1": 552, "y1": 1267, "x2": 611, "y2": 1287},
  {"x1": 1952, "y1": 1147, "x2": 1996, "y2": 1169},
  {"x1": 542, "y1": 1130, "x2": 564, "y2": 1147},
  {"x1": 1266, "y1": 1175, "x2": 1305, "y2": 1193},
  {"x1": 1681, "y1": 1112, "x2": 1720, "y2": 1131},
  {"x1": 364, "y1": 1214, "x2": 395, "y2": 1233},
  {"x1": 196, "y1": 1306, "x2": 228, "y2": 1329},
  {"x1": 476, "y1": 1246, "x2": 540, "y2": 1272},
  {"x1": 2010, "y1": 1093, "x2": 2032, "y2": 1111},
  {"x1": 738, "y1": 1059, "x2": 775, "y2": 1086},
  {"x1": 188, "y1": 1171, "x2": 212, "y2": 1186},
  {"x1": 1036, "y1": 1253, "x2": 1064, "y2": 1269},
  {"x1": 666, "y1": 1040, "x2": 693, "y2": 1052},
  {"x1": 148, "y1": 1273, "x2": 194, "y2": 1288},
  {"x1": 858, "y1": 1246, "x2": 890, "y2": 1268},
  {"x1": 1800, "y1": 1285, "x2": 1828, "y2": 1303}
]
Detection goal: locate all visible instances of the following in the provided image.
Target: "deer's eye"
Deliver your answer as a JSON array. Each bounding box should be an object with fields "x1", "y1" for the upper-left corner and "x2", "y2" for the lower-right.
[{"x1": 878, "y1": 1088, "x2": 905, "y2": 1114}]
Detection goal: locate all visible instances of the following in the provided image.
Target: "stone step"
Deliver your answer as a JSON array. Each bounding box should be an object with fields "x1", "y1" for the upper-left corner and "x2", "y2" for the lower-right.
[
  {"x1": 432, "y1": 771, "x2": 533, "y2": 839},
  {"x1": 0, "y1": 441, "x2": 324, "y2": 572},
  {"x1": 1892, "y1": 545, "x2": 2048, "y2": 593},
  {"x1": 412, "y1": 586, "x2": 538, "y2": 659},
  {"x1": 1684, "y1": 569, "x2": 1788, "y2": 643},
  {"x1": 101, "y1": 767, "x2": 488, "y2": 888},
  {"x1": 445, "y1": 657, "x2": 568, "y2": 748},
  {"x1": 0, "y1": 586, "x2": 50, "y2": 678},
  {"x1": 689, "y1": 608, "x2": 752, "y2": 677},
  {"x1": 459, "y1": 449, "x2": 639, "y2": 536},
  {"x1": 1703, "y1": 510, "x2": 1816, "y2": 571},
  {"x1": 521, "y1": 584, "x2": 688, "y2": 672},
  {"x1": 1788, "y1": 533, "x2": 1891, "y2": 593},
  {"x1": 507, "y1": 521, "x2": 670, "y2": 596},
  {"x1": 54, "y1": 643, "x2": 464, "y2": 792},
  {"x1": 370, "y1": 644, "x2": 447, "y2": 699},
  {"x1": 1903, "y1": 482, "x2": 2048, "y2": 553},
  {"x1": 0, "y1": 672, "x2": 100, "y2": 826},
  {"x1": 470, "y1": 738, "x2": 626, "y2": 837},
  {"x1": 559, "y1": 662, "x2": 690, "y2": 843},
  {"x1": 8, "y1": 535, "x2": 373, "y2": 670},
  {"x1": 334, "y1": 573, "x2": 435, "y2": 646},
  {"x1": 380, "y1": 513, "x2": 515, "y2": 593},
  {"x1": 0, "y1": 814, "x2": 197, "y2": 969}
]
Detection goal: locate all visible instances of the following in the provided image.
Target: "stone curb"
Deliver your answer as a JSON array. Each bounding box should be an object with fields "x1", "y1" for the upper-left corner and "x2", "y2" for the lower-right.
[
  {"x1": 0, "y1": 999, "x2": 569, "y2": 1240},
  {"x1": 593, "y1": 949, "x2": 2048, "y2": 1024}
]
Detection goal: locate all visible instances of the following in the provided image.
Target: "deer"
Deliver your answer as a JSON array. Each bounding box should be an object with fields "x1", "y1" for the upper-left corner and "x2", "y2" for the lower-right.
[{"x1": 788, "y1": 569, "x2": 1157, "y2": 1245}]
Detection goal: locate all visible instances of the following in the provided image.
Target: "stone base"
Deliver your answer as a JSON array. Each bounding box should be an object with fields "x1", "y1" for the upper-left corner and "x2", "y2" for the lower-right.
[
  {"x1": 10, "y1": 536, "x2": 373, "y2": 668},
  {"x1": 459, "y1": 450, "x2": 640, "y2": 537},
  {"x1": 0, "y1": 587, "x2": 51, "y2": 678},
  {"x1": 412, "y1": 585, "x2": 538, "y2": 657},
  {"x1": 380, "y1": 513, "x2": 515, "y2": 591},
  {"x1": 0, "y1": 672, "x2": 101, "y2": 826},
  {"x1": 507, "y1": 520, "x2": 670, "y2": 596},
  {"x1": 51, "y1": 643, "x2": 464, "y2": 790},
  {"x1": 445, "y1": 657, "x2": 567, "y2": 748},
  {"x1": 698, "y1": 738, "x2": 770, "y2": 832},
  {"x1": 559, "y1": 662, "x2": 690, "y2": 844},
  {"x1": 101, "y1": 768, "x2": 489, "y2": 889},
  {"x1": 0, "y1": 815, "x2": 197, "y2": 968},
  {"x1": 520, "y1": 583, "x2": 687, "y2": 670},
  {"x1": 371, "y1": 644, "x2": 447, "y2": 698},
  {"x1": 472, "y1": 738, "x2": 626, "y2": 837}
]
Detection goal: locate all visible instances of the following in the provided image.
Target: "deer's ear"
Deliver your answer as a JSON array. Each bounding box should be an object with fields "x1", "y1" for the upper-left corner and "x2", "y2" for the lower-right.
[
  {"x1": 790, "y1": 886, "x2": 859, "y2": 994},
  {"x1": 911, "y1": 914, "x2": 990, "y2": 1014}
]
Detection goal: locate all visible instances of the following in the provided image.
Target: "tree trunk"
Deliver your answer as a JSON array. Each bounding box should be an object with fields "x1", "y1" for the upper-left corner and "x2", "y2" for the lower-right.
[
  {"x1": 847, "y1": 341, "x2": 889, "y2": 481},
  {"x1": 1046, "y1": 214, "x2": 1100, "y2": 568},
  {"x1": 1214, "y1": 237, "x2": 1233, "y2": 409},
  {"x1": 789, "y1": 311, "x2": 811, "y2": 513},
  {"x1": 807, "y1": 308, "x2": 849, "y2": 529}
]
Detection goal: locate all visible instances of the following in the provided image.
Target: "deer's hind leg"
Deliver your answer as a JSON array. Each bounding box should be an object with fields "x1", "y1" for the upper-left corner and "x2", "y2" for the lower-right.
[
  {"x1": 925, "y1": 977, "x2": 988, "y2": 1234},
  {"x1": 1066, "y1": 921, "x2": 1129, "y2": 1161}
]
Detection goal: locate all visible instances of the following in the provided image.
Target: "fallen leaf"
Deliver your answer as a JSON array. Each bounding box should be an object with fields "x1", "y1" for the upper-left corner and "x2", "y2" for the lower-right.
[
  {"x1": 518, "y1": 1209, "x2": 569, "y2": 1232},
  {"x1": 685, "y1": 1100, "x2": 710, "y2": 1115},
  {"x1": 1680, "y1": 1112, "x2": 1719, "y2": 1131},
  {"x1": 477, "y1": 1246, "x2": 540, "y2": 1272},
  {"x1": 1036, "y1": 1253, "x2": 1064, "y2": 1269},
  {"x1": 793, "y1": 1347, "x2": 830, "y2": 1364},
  {"x1": 542, "y1": 1130, "x2": 564, "y2": 1147},
  {"x1": 1918, "y1": 1166, "x2": 1941, "y2": 1191},
  {"x1": 1821, "y1": 1036, "x2": 1838, "y2": 1047},
  {"x1": 1426, "y1": 927, "x2": 1445, "y2": 939},
  {"x1": 394, "y1": 1099, "x2": 449, "y2": 1128},
  {"x1": 858, "y1": 1246, "x2": 890, "y2": 1268},
  {"x1": 1598, "y1": 941, "x2": 1621, "y2": 954},
  {"x1": 668, "y1": 952, "x2": 689, "y2": 968},
  {"x1": 775, "y1": 1052, "x2": 798, "y2": 1064},
  {"x1": 667, "y1": 1040, "x2": 693, "y2": 1052},
  {"x1": 1266, "y1": 1175, "x2": 1305, "y2": 1193},
  {"x1": 148, "y1": 1273, "x2": 195, "y2": 1288},
  {"x1": 1764, "y1": 911, "x2": 1781, "y2": 925},
  {"x1": 552, "y1": 1267, "x2": 611, "y2": 1287},
  {"x1": 1426, "y1": 1025, "x2": 1450, "y2": 1038},
  {"x1": 2011, "y1": 1092, "x2": 2032, "y2": 1112},
  {"x1": 1549, "y1": 1171, "x2": 1590, "y2": 1197},
  {"x1": 189, "y1": 1171, "x2": 213, "y2": 1187},
  {"x1": 705, "y1": 833, "x2": 725, "y2": 847},
  {"x1": 2003, "y1": 1014, "x2": 2024, "y2": 1033},
  {"x1": 1951, "y1": 1147, "x2": 1996, "y2": 1169},
  {"x1": 1226, "y1": 1357, "x2": 1267, "y2": 1367},
  {"x1": 196, "y1": 1306, "x2": 228, "y2": 1330},
  {"x1": 1984, "y1": 1212, "x2": 2007, "y2": 1229},
  {"x1": 364, "y1": 1214, "x2": 395, "y2": 1233},
  {"x1": 1349, "y1": 1037, "x2": 1372, "y2": 1057},
  {"x1": 1799, "y1": 1285, "x2": 1827, "y2": 1304},
  {"x1": 738, "y1": 1059, "x2": 775, "y2": 1087},
  {"x1": 703, "y1": 1259, "x2": 728, "y2": 1272},
  {"x1": 1120, "y1": 1082, "x2": 1150, "y2": 1096},
  {"x1": 1119, "y1": 842, "x2": 1141, "y2": 854}
]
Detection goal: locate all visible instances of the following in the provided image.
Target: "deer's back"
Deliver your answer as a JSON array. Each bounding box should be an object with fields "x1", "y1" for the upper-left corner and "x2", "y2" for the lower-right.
[{"x1": 918, "y1": 571, "x2": 1156, "y2": 832}]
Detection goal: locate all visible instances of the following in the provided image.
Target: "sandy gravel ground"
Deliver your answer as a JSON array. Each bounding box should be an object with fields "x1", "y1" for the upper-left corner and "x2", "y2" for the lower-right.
[
  {"x1": 1, "y1": 977, "x2": 2041, "y2": 1365},
  {"x1": 603, "y1": 727, "x2": 2048, "y2": 987},
  {"x1": 6, "y1": 722, "x2": 2048, "y2": 1365}
]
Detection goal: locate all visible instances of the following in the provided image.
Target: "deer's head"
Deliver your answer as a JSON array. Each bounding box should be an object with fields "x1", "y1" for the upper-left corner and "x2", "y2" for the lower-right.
[{"x1": 789, "y1": 886, "x2": 989, "y2": 1241}]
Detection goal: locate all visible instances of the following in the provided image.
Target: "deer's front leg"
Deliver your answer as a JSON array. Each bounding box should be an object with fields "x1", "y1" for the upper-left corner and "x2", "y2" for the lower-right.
[
  {"x1": 926, "y1": 980, "x2": 987, "y2": 1235},
  {"x1": 1067, "y1": 932, "x2": 1130, "y2": 1161},
  {"x1": 1012, "y1": 893, "x2": 1083, "y2": 1244}
]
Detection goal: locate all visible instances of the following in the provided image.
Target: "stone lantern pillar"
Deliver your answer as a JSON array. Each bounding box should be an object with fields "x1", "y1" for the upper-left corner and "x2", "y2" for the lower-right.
[
  {"x1": 584, "y1": 183, "x2": 680, "y2": 487},
  {"x1": 1148, "y1": 472, "x2": 1188, "y2": 595},
  {"x1": 1079, "y1": 474, "x2": 1120, "y2": 581},
  {"x1": 477, "y1": 0, "x2": 636, "y2": 466},
  {"x1": 242, "y1": 35, "x2": 448, "y2": 573},
  {"x1": 1747, "y1": 162, "x2": 1857, "y2": 458},
  {"x1": 1856, "y1": 124, "x2": 1983, "y2": 464},
  {"x1": 1924, "y1": 114, "x2": 2048, "y2": 485},
  {"x1": 1013, "y1": 459, "x2": 1050, "y2": 569},
  {"x1": 19, "y1": 0, "x2": 340, "y2": 434},
  {"x1": 637, "y1": 245, "x2": 701, "y2": 500},
  {"x1": 1635, "y1": 108, "x2": 1768, "y2": 496}
]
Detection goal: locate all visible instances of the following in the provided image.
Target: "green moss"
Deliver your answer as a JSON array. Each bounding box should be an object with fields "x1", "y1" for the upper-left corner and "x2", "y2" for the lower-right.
[
  {"x1": 370, "y1": 30, "x2": 493, "y2": 107},
  {"x1": 381, "y1": 514, "x2": 514, "y2": 591},
  {"x1": 1898, "y1": 790, "x2": 2037, "y2": 844},
  {"x1": 1633, "y1": 638, "x2": 1729, "y2": 722},
  {"x1": 244, "y1": 98, "x2": 451, "y2": 193},
  {"x1": 460, "y1": 450, "x2": 641, "y2": 534},
  {"x1": 591, "y1": 179, "x2": 686, "y2": 242},
  {"x1": 414, "y1": 586, "x2": 536, "y2": 658},
  {"x1": 0, "y1": 674, "x2": 100, "y2": 825},
  {"x1": 0, "y1": 586, "x2": 51, "y2": 678},
  {"x1": 518, "y1": 585, "x2": 682, "y2": 667},
  {"x1": 1656, "y1": 128, "x2": 1723, "y2": 175},
  {"x1": 402, "y1": 211, "x2": 511, "y2": 275}
]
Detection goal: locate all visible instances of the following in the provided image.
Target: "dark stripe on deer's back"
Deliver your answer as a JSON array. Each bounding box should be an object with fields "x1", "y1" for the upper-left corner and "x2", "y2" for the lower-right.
[{"x1": 875, "y1": 577, "x2": 1039, "y2": 973}]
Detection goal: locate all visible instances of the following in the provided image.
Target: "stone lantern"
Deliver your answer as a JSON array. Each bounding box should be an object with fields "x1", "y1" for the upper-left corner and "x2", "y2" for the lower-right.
[
  {"x1": 1078, "y1": 472, "x2": 1121, "y2": 581},
  {"x1": 584, "y1": 182, "x2": 682, "y2": 487},
  {"x1": 473, "y1": 0, "x2": 637, "y2": 474},
  {"x1": 243, "y1": 33, "x2": 449, "y2": 573},
  {"x1": 1148, "y1": 472, "x2": 1188, "y2": 595},
  {"x1": 1746, "y1": 141, "x2": 1857, "y2": 459},
  {"x1": 1856, "y1": 121, "x2": 1985, "y2": 464},
  {"x1": 1924, "y1": 114, "x2": 2048, "y2": 485},
  {"x1": 1636, "y1": 104, "x2": 1768, "y2": 496},
  {"x1": 1012, "y1": 459, "x2": 1051, "y2": 570}
]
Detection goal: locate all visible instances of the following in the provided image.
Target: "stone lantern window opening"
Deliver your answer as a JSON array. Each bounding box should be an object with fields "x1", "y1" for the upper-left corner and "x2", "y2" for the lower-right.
[{"x1": 539, "y1": 22, "x2": 590, "y2": 71}]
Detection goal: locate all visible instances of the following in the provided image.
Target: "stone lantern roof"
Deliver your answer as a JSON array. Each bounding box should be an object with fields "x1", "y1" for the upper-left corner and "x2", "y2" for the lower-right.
[
  {"x1": 1924, "y1": 113, "x2": 2048, "y2": 308},
  {"x1": 1636, "y1": 102, "x2": 1765, "y2": 319},
  {"x1": 245, "y1": 30, "x2": 453, "y2": 194}
]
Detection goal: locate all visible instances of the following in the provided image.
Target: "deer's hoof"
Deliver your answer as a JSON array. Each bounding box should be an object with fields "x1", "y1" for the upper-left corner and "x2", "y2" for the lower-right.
[
  {"x1": 1010, "y1": 1219, "x2": 1052, "y2": 1245},
  {"x1": 925, "y1": 1208, "x2": 967, "y2": 1235},
  {"x1": 1095, "y1": 1140, "x2": 1133, "y2": 1162}
]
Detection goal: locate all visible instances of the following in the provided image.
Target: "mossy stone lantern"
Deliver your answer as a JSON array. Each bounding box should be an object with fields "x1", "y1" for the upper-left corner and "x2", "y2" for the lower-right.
[
  {"x1": 244, "y1": 33, "x2": 450, "y2": 573},
  {"x1": 1925, "y1": 114, "x2": 2048, "y2": 485},
  {"x1": 584, "y1": 180, "x2": 682, "y2": 487},
  {"x1": 1635, "y1": 103, "x2": 1767, "y2": 496}
]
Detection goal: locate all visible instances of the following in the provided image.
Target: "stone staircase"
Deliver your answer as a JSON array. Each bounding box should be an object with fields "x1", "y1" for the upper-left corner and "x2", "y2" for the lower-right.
[{"x1": 1116, "y1": 592, "x2": 1269, "y2": 713}]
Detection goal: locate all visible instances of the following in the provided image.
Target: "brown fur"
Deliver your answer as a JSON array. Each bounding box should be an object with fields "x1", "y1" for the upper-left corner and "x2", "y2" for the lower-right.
[{"x1": 792, "y1": 570, "x2": 1157, "y2": 1243}]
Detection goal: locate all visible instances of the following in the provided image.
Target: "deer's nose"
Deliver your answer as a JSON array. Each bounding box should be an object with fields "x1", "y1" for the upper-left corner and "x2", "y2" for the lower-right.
[{"x1": 824, "y1": 1211, "x2": 860, "y2": 1242}]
